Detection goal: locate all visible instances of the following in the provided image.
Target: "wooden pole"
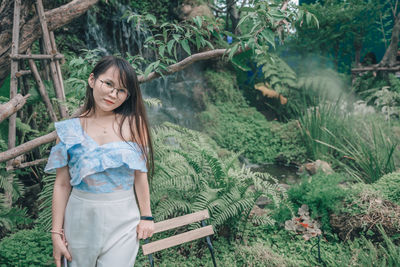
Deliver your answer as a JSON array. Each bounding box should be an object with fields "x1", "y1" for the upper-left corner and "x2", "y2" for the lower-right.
[
  {"x1": 10, "y1": 54, "x2": 64, "y2": 60},
  {"x1": 35, "y1": 0, "x2": 68, "y2": 118},
  {"x1": 27, "y1": 49, "x2": 58, "y2": 122},
  {"x1": 50, "y1": 31, "x2": 65, "y2": 97},
  {"x1": 6, "y1": 0, "x2": 22, "y2": 206}
]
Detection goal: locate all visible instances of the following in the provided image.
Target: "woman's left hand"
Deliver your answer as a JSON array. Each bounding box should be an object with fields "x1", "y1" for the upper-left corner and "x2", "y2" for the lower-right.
[{"x1": 137, "y1": 220, "x2": 155, "y2": 240}]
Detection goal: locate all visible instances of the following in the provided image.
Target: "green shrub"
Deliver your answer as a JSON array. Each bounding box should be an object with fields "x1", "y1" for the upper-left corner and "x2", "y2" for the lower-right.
[
  {"x1": 204, "y1": 69, "x2": 248, "y2": 106},
  {"x1": 374, "y1": 172, "x2": 400, "y2": 205},
  {"x1": 287, "y1": 172, "x2": 349, "y2": 231},
  {"x1": 199, "y1": 102, "x2": 278, "y2": 163},
  {"x1": 0, "y1": 228, "x2": 53, "y2": 267}
]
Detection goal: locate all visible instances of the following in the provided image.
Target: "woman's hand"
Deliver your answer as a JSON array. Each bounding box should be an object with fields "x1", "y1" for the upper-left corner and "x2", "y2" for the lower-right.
[
  {"x1": 52, "y1": 235, "x2": 72, "y2": 267},
  {"x1": 137, "y1": 220, "x2": 155, "y2": 240}
]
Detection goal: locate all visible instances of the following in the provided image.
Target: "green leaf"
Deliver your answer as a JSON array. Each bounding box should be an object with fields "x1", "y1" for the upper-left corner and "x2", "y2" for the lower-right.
[
  {"x1": 260, "y1": 28, "x2": 275, "y2": 48},
  {"x1": 159, "y1": 45, "x2": 166, "y2": 58},
  {"x1": 144, "y1": 36, "x2": 154, "y2": 44},
  {"x1": 193, "y1": 16, "x2": 202, "y2": 28},
  {"x1": 239, "y1": 7, "x2": 255, "y2": 12},
  {"x1": 195, "y1": 33, "x2": 202, "y2": 50},
  {"x1": 163, "y1": 29, "x2": 168, "y2": 43},
  {"x1": 181, "y1": 39, "x2": 191, "y2": 55},
  {"x1": 144, "y1": 62, "x2": 155, "y2": 78},
  {"x1": 167, "y1": 39, "x2": 175, "y2": 55},
  {"x1": 173, "y1": 34, "x2": 181, "y2": 42},
  {"x1": 228, "y1": 43, "x2": 239, "y2": 59},
  {"x1": 145, "y1": 14, "x2": 156, "y2": 25}
]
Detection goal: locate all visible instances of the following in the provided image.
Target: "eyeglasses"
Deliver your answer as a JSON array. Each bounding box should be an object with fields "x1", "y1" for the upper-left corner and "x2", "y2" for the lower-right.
[{"x1": 98, "y1": 79, "x2": 130, "y2": 99}]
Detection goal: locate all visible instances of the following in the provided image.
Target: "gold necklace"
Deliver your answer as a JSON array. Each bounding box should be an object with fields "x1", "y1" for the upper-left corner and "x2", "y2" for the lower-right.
[{"x1": 91, "y1": 118, "x2": 110, "y2": 134}]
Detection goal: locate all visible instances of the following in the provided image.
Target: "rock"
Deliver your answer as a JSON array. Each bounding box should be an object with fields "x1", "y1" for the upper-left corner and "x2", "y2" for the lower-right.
[
  {"x1": 298, "y1": 160, "x2": 333, "y2": 175},
  {"x1": 179, "y1": 1, "x2": 214, "y2": 21}
]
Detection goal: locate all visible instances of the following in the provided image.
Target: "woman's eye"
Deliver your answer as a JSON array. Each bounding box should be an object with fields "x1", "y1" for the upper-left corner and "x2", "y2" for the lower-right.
[
  {"x1": 118, "y1": 89, "x2": 127, "y2": 94},
  {"x1": 105, "y1": 81, "x2": 113, "y2": 87}
]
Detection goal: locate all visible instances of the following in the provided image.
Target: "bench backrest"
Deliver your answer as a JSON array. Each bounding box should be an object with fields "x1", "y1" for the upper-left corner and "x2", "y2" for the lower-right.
[{"x1": 142, "y1": 209, "x2": 214, "y2": 255}]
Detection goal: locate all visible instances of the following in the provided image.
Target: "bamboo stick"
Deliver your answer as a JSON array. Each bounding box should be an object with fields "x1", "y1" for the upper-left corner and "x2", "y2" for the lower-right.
[
  {"x1": 49, "y1": 31, "x2": 65, "y2": 98},
  {"x1": 27, "y1": 48, "x2": 58, "y2": 122},
  {"x1": 35, "y1": 0, "x2": 68, "y2": 118}
]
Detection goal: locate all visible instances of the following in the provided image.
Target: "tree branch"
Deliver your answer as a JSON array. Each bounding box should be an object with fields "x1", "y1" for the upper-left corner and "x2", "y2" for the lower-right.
[
  {"x1": 0, "y1": 0, "x2": 99, "y2": 84},
  {"x1": 0, "y1": 93, "x2": 30, "y2": 123}
]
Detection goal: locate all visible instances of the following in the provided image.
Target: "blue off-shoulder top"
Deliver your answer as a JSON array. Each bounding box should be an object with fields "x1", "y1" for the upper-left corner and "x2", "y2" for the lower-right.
[{"x1": 44, "y1": 118, "x2": 148, "y2": 193}]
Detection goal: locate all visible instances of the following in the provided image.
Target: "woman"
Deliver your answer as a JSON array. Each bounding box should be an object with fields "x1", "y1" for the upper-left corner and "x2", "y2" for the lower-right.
[{"x1": 44, "y1": 55, "x2": 155, "y2": 267}]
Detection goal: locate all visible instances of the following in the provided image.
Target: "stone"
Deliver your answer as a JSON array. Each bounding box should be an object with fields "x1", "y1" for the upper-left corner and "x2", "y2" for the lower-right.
[{"x1": 298, "y1": 159, "x2": 333, "y2": 175}]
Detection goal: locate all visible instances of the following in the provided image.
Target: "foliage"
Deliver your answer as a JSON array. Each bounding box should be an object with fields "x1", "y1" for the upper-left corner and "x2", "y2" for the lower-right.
[
  {"x1": 287, "y1": 0, "x2": 382, "y2": 72},
  {"x1": 374, "y1": 172, "x2": 400, "y2": 205},
  {"x1": 199, "y1": 102, "x2": 277, "y2": 163},
  {"x1": 135, "y1": 235, "x2": 299, "y2": 267},
  {"x1": 332, "y1": 183, "x2": 400, "y2": 242},
  {"x1": 285, "y1": 204, "x2": 322, "y2": 241},
  {"x1": 200, "y1": 69, "x2": 307, "y2": 164},
  {"x1": 0, "y1": 169, "x2": 32, "y2": 237},
  {"x1": 150, "y1": 122, "x2": 288, "y2": 236},
  {"x1": 296, "y1": 98, "x2": 348, "y2": 161},
  {"x1": 354, "y1": 73, "x2": 400, "y2": 119},
  {"x1": 203, "y1": 69, "x2": 247, "y2": 105},
  {"x1": 0, "y1": 228, "x2": 53, "y2": 267},
  {"x1": 269, "y1": 120, "x2": 307, "y2": 165},
  {"x1": 319, "y1": 119, "x2": 397, "y2": 183},
  {"x1": 36, "y1": 174, "x2": 56, "y2": 231},
  {"x1": 254, "y1": 53, "x2": 297, "y2": 96},
  {"x1": 286, "y1": 173, "x2": 349, "y2": 231}
]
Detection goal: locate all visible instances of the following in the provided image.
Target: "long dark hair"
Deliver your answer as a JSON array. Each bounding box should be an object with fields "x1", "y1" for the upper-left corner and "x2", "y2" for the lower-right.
[{"x1": 80, "y1": 55, "x2": 154, "y2": 180}]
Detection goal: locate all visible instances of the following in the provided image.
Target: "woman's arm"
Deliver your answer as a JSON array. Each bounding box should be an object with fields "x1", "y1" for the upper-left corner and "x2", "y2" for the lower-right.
[
  {"x1": 134, "y1": 170, "x2": 154, "y2": 239},
  {"x1": 51, "y1": 138, "x2": 72, "y2": 266}
]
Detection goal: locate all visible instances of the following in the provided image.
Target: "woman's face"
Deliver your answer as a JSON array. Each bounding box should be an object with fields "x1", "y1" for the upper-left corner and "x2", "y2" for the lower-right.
[{"x1": 88, "y1": 66, "x2": 129, "y2": 113}]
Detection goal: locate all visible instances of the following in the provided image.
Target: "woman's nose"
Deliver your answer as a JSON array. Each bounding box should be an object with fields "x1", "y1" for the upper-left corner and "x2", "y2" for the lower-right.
[{"x1": 109, "y1": 88, "x2": 118, "y2": 98}]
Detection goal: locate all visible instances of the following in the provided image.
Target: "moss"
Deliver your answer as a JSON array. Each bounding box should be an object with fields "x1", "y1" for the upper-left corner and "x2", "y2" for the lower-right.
[{"x1": 374, "y1": 172, "x2": 400, "y2": 205}]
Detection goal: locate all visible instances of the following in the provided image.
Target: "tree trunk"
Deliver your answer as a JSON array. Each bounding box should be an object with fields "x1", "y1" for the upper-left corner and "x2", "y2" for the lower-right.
[
  {"x1": 0, "y1": 0, "x2": 99, "y2": 86},
  {"x1": 379, "y1": 15, "x2": 400, "y2": 67},
  {"x1": 226, "y1": 0, "x2": 241, "y2": 35}
]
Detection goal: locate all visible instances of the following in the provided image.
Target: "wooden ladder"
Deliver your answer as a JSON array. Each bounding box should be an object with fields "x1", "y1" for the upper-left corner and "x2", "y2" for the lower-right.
[{"x1": 8, "y1": 0, "x2": 67, "y2": 167}]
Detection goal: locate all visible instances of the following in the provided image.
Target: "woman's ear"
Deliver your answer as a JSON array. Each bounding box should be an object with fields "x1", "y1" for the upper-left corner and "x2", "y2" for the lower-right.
[{"x1": 88, "y1": 73, "x2": 95, "y2": 88}]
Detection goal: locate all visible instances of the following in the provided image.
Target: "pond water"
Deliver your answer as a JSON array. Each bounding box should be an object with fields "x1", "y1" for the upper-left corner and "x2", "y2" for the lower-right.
[{"x1": 250, "y1": 163, "x2": 300, "y2": 185}]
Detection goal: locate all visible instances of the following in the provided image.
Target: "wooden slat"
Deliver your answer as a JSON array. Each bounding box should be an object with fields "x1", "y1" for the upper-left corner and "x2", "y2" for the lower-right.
[
  {"x1": 142, "y1": 225, "x2": 214, "y2": 255},
  {"x1": 154, "y1": 210, "x2": 210, "y2": 234}
]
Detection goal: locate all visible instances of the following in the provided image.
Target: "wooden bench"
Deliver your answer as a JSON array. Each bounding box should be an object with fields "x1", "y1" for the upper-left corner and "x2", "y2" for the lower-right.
[{"x1": 142, "y1": 210, "x2": 217, "y2": 267}]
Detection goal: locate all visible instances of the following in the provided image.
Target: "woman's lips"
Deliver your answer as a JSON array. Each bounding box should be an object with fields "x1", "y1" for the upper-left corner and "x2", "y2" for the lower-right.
[{"x1": 104, "y1": 99, "x2": 114, "y2": 104}]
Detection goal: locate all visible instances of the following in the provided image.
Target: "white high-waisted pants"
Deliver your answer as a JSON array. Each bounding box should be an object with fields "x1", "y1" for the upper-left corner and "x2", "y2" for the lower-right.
[{"x1": 64, "y1": 188, "x2": 140, "y2": 267}]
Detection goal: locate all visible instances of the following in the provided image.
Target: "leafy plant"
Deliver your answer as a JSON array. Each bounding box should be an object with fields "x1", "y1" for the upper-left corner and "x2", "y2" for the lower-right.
[
  {"x1": 373, "y1": 172, "x2": 400, "y2": 205},
  {"x1": 150, "y1": 121, "x2": 288, "y2": 237},
  {"x1": 287, "y1": 172, "x2": 349, "y2": 231},
  {"x1": 0, "y1": 228, "x2": 53, "y2": 266}
]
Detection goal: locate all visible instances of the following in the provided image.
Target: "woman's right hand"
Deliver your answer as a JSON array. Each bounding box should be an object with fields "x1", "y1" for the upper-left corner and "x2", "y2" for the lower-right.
[{"x1": 52, "y1": 235, "x2": 72, "y2": 267}]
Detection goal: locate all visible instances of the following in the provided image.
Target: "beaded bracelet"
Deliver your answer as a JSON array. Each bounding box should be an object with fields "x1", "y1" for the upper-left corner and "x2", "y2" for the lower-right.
[{"x1": 140, "y1": 216, "x2": 154, "y2": 221}]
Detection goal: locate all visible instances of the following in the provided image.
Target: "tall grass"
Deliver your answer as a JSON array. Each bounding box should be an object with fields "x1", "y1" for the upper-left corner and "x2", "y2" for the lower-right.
[
  {"x1": 296, "y1": 96, "x2": 398, "y2": 183},
  {"x1": 296, "y1": 99, "x2": 347, "y2": 161},
  {"x1": 317, "y1": 123, "x2": 397, "y2": 183}
]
